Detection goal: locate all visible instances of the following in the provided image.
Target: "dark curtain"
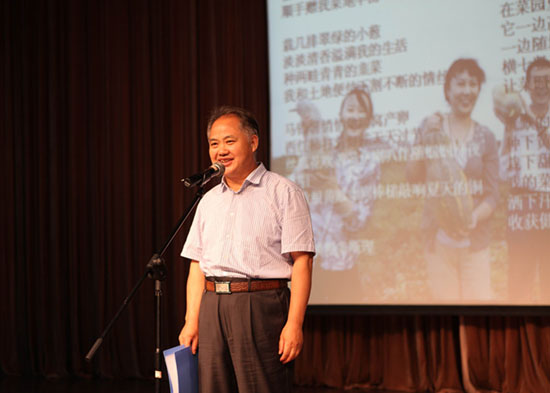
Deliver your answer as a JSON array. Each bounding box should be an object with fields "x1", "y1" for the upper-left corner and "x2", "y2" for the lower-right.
[
  {"x1": 2, "y1": 1, "x2": 549, "y2": 392},
  {"x1": 296, "y1": 314, "x2": 550, "y2": 393},
  {"x1": 1, "y1": 0, "x2": 269, "y2": 379}
]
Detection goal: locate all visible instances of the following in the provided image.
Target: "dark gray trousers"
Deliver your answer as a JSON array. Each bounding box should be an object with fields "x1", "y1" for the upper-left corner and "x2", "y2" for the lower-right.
[{"x1": 197, "y1": 287, "x2": 293, "y2": 393}]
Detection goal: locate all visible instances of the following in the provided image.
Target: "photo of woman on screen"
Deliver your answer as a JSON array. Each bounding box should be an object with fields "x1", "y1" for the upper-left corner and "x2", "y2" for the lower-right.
[{"x1": 407, "y1": 58, "x2": 500, "y2": 302}]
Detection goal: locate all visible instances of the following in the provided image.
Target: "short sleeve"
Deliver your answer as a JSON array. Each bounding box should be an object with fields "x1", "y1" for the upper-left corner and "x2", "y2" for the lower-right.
[
  {"x1": 280, "y1": 188, "x2": 316, "y2": 256},
  {"x1": 181, "y1": 203, "x2": 204, "y2": 262}
]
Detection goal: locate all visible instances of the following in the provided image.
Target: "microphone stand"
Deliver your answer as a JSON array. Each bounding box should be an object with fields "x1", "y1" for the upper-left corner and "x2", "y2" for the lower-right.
[{"x1": 86, "y1": 185, "x2": 206, "y2": 393}]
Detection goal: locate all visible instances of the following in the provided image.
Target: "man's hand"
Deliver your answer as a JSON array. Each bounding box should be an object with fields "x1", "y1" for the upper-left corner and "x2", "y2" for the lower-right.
[
  {"x1": 178, "y1": 260, "x2": 204, "y2": 355},
  {"x1": 179, "y1": 322, "x2": 199, "y2": 354},
  {"x1": 278, "y1": 321, "x2": 303, "y2": 364},
  {"x1": 278, "y1": 251, "x2": 313, "y2": 364}
]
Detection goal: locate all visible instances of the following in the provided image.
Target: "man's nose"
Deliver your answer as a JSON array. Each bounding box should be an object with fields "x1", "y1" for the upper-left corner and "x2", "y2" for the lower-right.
[{"x1": 218, "y1": 145, "x2": 229, "y2": 154}]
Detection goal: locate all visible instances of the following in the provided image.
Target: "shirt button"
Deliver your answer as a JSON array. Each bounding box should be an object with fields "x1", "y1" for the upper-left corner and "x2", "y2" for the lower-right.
[{"x1": 229, "y1": 212, "x2": 234, "y2": 216}]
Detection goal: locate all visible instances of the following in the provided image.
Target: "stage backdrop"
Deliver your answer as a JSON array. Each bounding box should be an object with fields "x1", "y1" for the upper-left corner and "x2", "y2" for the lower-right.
[
  {"x1": 1, "y1": 0, "x2": 269, "y2": 380},
  {"x1": 2, "y1": 1, "x2": 550, "y2": 393}
]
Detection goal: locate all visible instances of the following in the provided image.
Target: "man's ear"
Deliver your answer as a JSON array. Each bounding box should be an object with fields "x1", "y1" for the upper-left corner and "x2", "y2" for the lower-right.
[{"x1": 250, "y1": 134, "x2": 259, "y2": 153}]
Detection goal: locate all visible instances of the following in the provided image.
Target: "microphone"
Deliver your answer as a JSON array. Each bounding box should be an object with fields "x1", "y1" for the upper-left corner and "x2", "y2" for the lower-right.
[{"x1": 181, "y1": 162, "x2": 225, "y2": 188}]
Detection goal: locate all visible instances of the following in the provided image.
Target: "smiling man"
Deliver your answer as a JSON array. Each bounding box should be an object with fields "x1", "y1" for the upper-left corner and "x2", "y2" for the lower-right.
[{"x1": 178, "y1": 106, "x2": 315, "y2": 393}]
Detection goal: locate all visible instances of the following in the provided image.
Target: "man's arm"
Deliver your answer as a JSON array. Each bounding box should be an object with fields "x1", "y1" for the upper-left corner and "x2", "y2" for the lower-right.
[
  {"x1": 178, "y1": 261, "x2": 204, "y2": 354},
  {"x1": 278, "y1": 251, "x2": 313, "y2": 364}
]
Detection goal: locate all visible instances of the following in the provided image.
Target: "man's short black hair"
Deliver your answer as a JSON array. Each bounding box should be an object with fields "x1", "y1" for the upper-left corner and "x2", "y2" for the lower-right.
[{"x1": 207, "y1": 106, "x2": 260, "y2": 139}]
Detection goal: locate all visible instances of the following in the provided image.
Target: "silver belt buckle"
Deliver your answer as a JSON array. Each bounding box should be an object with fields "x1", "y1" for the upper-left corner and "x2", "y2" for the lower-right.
[{"x1": 214, "y1": 281, "x2": 231, "y2": 294}]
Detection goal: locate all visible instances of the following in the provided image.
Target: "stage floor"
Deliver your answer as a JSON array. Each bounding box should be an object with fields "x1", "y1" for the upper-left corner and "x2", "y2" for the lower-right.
[{"x1": 0, "y1": 377, "x2": 411, "y2": 393}]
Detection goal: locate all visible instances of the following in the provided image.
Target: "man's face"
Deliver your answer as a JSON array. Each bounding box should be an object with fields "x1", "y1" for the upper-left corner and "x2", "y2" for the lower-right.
[
  {"x1": 527, "y1": 66, "x2": 550, "y2": 106},
  {"x1": 208, "y1": 115, "x2": 258, "y2": 181}
]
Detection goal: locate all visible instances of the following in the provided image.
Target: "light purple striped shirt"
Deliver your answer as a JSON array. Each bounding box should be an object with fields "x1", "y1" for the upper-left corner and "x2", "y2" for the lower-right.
[{"x1": 181, "y1": 163, "x2": 315, "y2": 279}]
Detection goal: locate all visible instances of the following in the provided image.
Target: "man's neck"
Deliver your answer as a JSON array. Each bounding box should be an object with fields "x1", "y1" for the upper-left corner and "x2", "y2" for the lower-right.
[{"x1": 225, "y1": 162, "x2": 259, "y2": 191}]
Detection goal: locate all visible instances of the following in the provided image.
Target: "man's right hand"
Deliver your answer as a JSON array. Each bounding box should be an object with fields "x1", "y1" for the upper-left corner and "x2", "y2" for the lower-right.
[
  {"x1": 179, "y1": 260, "x2": 204, "y2": 355},
  {"x1": 178, "y1": 323, "x2": 199, "y2": 354}
]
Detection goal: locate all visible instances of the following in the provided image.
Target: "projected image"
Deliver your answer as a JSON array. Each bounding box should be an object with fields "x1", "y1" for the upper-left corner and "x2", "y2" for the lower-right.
[
  {"x1": 497, "y1": 57, "x2": 550, "y2": 303},
  {"x1": 268, "y1": 0, "x2": 550, "y2": 305},
  {"x1": 288, "y1": 89, "x2": 384, "y2": 302},
  {"x1": 406, "y1": 59, "x2": 499, "y2": 302}
]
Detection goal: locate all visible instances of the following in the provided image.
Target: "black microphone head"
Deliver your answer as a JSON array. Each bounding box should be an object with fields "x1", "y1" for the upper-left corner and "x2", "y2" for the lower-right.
[
  {"x1": 212, "y1": 162, "x2": 225, "y2": 177},
  {"x1": 181, "y1": 162, "x2": 226, "y2": 188}
]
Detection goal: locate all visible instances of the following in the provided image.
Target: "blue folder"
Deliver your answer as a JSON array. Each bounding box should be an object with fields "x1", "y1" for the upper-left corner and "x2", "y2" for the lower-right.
[{"x1": 163, "y1": 345, "x2": 198, "y2": 393}]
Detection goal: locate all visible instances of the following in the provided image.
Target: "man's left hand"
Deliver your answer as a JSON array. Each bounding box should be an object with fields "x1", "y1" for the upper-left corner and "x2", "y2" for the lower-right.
[{"x1": 278, "y1": 321, "x2": 303, "y2": 364}]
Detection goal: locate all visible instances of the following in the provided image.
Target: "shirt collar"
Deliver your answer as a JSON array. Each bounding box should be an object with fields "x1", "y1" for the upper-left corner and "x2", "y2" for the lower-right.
[{"x1": 219, "y1": 162, "x2": 266, "y2": 193}]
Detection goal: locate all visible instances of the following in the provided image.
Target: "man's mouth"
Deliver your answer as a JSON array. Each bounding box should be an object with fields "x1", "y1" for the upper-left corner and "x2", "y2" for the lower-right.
[{"x1": 218, "y1": 158, "x2": 233, "y2": 166}]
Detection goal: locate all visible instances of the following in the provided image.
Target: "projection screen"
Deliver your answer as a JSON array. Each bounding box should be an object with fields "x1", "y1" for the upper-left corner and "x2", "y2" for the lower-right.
[{"x1": 268, "y1": 0, "x2": 550, "y2": 305}]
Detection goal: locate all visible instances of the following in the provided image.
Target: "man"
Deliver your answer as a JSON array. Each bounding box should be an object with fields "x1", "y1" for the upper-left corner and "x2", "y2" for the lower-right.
[
  {"x1": 178, "y1": 106, "x2": 315, "y2": 393},
  {"x1": 496, "y1": 57, "x2": 550, "y2": 303}
]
